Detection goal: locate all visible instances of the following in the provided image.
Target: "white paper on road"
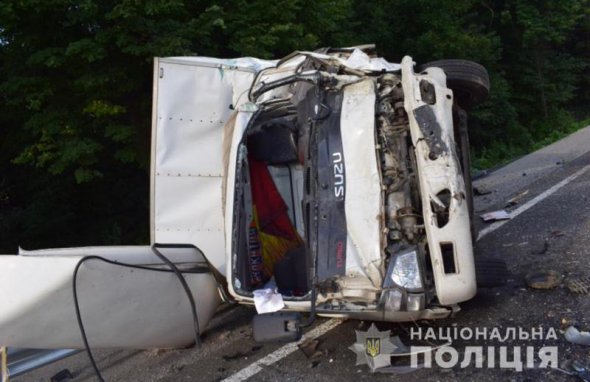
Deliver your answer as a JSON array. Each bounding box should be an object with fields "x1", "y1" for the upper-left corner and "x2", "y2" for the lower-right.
[
  {"x1": 481, "y1": 210, "x2": 511, "y2": 221},
  {"x1": 253, "y1": 288, "x2": 285, "y2": 314}
]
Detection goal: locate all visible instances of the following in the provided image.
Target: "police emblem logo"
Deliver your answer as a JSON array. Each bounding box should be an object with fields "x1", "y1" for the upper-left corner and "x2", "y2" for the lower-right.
[
  {"x1": 349, "y1": 323, "x2": 398, "y2": 370},
  {"x1": 366, "y1": 337, "x2": 380, "y2": 358}
]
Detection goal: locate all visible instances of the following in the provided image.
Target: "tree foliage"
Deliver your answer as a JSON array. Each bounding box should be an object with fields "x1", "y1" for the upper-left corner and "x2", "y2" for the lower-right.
[{"x1": 0, "y1": 0, "x2": 588, "y2": 251}]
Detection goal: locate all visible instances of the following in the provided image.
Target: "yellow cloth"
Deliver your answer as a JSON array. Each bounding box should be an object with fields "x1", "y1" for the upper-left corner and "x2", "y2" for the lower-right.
[{"x1": 251, "y1": 209, "x2": 301, "y2": 278}]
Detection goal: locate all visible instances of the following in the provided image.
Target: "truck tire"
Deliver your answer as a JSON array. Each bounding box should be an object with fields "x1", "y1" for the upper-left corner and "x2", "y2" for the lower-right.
[
  {"x1": 417, "y1": 60, "x2": 490, "y2": 108},
  {"x1": 475, "y1": 257, "x2": 509, "y2": 288}
]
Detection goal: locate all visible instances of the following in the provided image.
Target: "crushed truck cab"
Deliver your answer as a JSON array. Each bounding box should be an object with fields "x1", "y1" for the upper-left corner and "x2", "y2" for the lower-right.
[
  {"x1": 218, "y1": 50, "x2": 476, "y2": 322},
  {"x1": 0, "y1": 47, "x2": 496, "y2": 350}
]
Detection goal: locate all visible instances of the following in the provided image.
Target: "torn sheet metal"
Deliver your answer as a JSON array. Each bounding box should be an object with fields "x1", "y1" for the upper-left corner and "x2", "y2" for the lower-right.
[
  {"x1": 345, "y1": 48, "x2": 401, "y2": 71},
  {"x1": 279, "y1": 48, "x2": 401, "y2": 73},
  {"x1": 413, "y1": 105, "x2": 447, "y2": 159},
  {"x1": 251, "y1": 48, "x2": 401, "y2": 103}
]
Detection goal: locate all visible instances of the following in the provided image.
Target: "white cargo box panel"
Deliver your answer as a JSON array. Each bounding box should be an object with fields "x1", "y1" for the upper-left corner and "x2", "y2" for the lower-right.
[{"x1": 150, "y1": 57, "x2": 275, "y2": 273}]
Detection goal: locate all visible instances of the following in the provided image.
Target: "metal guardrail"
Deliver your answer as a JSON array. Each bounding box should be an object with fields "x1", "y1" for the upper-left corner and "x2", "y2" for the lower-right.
[{"x1": 6, "y1": 348, "x2": 80, "y2": 379}]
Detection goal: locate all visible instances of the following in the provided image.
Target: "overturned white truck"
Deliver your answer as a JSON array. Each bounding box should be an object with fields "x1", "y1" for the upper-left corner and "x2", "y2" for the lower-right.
[{"x1": 0, "y1": 46, "x2": 505, "y2": 351}]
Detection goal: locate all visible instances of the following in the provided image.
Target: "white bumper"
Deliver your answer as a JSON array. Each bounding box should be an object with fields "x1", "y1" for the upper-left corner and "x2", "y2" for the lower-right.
[{"x1": 401, "y1": 56, "x2": 477, "y2": 305}]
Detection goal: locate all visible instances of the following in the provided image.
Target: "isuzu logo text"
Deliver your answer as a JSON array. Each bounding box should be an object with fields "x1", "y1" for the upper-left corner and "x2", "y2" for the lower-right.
[{"x1": 332, "y1": 152, "x2": 344, "y2": 198}]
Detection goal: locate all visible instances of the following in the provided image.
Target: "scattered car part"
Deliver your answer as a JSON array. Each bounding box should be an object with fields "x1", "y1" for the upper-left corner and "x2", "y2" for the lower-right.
[
  {"x1": 297, "y1": 338, "x2": 320, "y2": 359},
  {"x1": 50, "y1": 369, "x2": 73, "y2": 382},
  {"x1": 473, "y1": 185, "x2": 492, "y2": 195},
  {"x1": 505, "y1": 190, "x2": 529, "y2": 207},
  {"x1": 565, "y1": 327, "x2": 590, "y2": 346},
  {"x1": 571, "y1": 361, "x2": 590, "y2": 381},
  {"x1": 481, "y1": 210, "x2": 511, "y2": 221},
  {"x1": 525, "y1": 270, "x2": 561, "y2": 289},
  {"x1": 252, "y1": 312, "x2": 302, "y2": 343}
]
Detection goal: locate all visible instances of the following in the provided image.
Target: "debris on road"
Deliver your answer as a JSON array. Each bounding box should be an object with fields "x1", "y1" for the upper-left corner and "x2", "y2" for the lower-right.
[
  {"x1": 525, "y1": 270, "x2": 561, "y2": 289},
  {"x1": 298, "y1": 338, "x2": 320, "y2": 358},
  {"x1": 571, "y1": 362, "x2": 590, "y2": 381},
  {"x1": 565, "y1": 276, "x2": 590, "y2": 294},
  {"x1": 564, "y1": 326, "x2": 590, "y2": 346},
  {"x1": 50, "y1": 369, "x2": 74, "y2": 382},
  {"x1": 222, "y1": 345, "x2": 262, "y2": 361},
  {"x1": 531, "y1": 240, "x2": 550, "y2": 255},
  {"x1": 552, "y1": 361, "x2": 590, "y2": 381},
  {"x1": 473, "y1": 185, "x2": 492, "y2": 196},
  {"x1": 298, "y1": 338, "x2": 326, "y2": 367},
  {"x1": 505, "y1": 190, "x2": 529, "y2": 207},
  {"x1": 481, "y1": 210, "x2": 511, "y2": 222}
]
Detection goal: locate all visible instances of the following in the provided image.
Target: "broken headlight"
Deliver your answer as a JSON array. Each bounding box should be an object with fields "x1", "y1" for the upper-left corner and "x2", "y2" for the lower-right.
[
  {"x1": 389, "y1": 249, "x2": 423, "y2": 290},
  {"x1": 381, "y1": 289, "x2": 403, "y2": 312},
  {"x1": 380, "y1": 248, "x2": 425, "y2": 312}
]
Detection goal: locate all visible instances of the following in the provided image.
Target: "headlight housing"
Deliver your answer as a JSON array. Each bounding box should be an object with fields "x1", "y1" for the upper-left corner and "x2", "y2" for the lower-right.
[
  {"x1": 380, "y1": 248, "x2": 425, "y2": 312},
  {"x1": 389, "y1": 249, "x2": 423, "y2": 290}
]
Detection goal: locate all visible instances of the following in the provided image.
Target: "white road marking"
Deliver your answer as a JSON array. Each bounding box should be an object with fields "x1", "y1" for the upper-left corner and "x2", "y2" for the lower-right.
[
  {"x1": 221, "y1": 318, "x2": 343, "y2": 382},
  {"x1": 477, "y1": 163, "x2": 590, "y2": 240},
  {"x1": 224, "y1": 163, "x2": 590, "y2": 382}
]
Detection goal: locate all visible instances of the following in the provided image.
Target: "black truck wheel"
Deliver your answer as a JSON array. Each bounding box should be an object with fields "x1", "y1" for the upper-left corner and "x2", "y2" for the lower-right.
[
  {"x1": 417, "y1": 59, "x2": 490, "y2": 108},
  {"x1": 475, "y1": 257, "x2": 509, "y2": 288}
]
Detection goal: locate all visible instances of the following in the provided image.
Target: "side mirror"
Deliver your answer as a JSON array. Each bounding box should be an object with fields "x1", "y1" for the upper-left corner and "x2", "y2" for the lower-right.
[{"x1": 252, "y1": 312, "x2": 302, "y2": 343}]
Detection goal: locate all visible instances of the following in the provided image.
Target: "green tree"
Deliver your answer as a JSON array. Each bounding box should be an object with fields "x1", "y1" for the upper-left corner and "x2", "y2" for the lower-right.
[
  {"x1": 469, "y1": 0, "x2": 588, "y2": 168},
  {"x1": 0, "y1": 0, "x2": 353, "y2": 251},
  {"x1": 1, "y1": 0, "x2": 588, "y2": 251},
  {"x1": 496, "y1": 0, "x2": 586, "y2": 121}
]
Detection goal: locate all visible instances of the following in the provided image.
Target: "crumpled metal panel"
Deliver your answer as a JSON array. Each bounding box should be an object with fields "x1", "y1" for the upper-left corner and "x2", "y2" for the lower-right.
[{"x1": 340, "y1": 79, "x2": 383, "y2": 287}]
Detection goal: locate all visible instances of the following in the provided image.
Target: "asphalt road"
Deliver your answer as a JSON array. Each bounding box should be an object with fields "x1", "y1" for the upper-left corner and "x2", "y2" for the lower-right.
[{"x1": 16, "y1": 128, "x2": 590, "y2": 382}]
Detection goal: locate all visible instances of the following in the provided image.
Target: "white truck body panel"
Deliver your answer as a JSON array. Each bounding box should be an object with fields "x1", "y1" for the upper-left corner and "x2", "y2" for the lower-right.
[
  {"x1": 0, "y1": 246, "x2": 220, "y2": 349},
  {"x1": 151, "y1": 57, "x2": 275, "y2": 274}
]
